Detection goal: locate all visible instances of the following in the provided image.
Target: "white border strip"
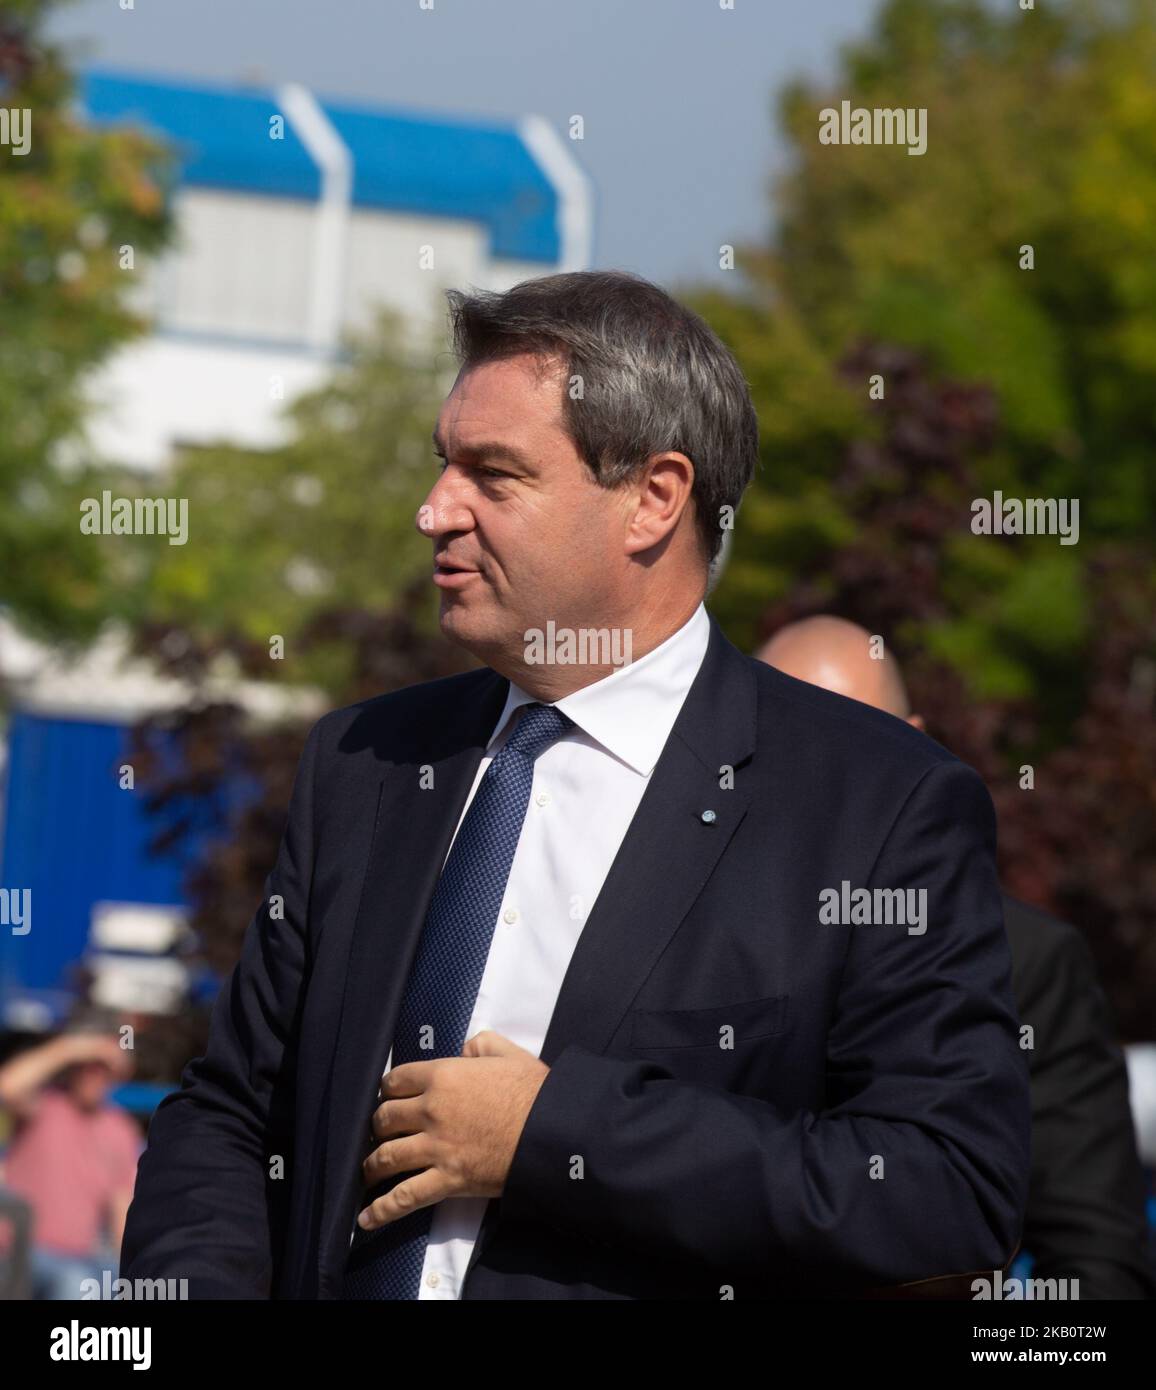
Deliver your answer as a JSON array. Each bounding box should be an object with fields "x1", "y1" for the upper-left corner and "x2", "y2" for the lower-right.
[
  {"x1": 517, "y1": 114, "x2": 594, "y2": 271},
  {"x1": 277, "y1": 83, "x2": 353, "y2": 352}
]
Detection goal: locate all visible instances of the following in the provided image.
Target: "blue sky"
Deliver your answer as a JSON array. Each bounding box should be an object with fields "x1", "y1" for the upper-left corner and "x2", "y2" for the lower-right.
[{"x1": 53, "y1": 0, "x2": 880, "y2": 288}]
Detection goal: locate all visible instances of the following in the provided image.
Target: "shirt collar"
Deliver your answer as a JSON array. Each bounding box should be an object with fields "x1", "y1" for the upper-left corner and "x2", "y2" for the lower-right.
[{"x1": 487, "y1": 603, "x2": 711, "y2": 776}]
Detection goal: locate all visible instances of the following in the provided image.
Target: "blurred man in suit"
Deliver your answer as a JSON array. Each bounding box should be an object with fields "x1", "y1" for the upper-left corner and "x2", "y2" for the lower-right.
[
  {"x1": 759, "y1": 614, "x2": 1155, "y2": 1299},
  {"x1": 122, "y1": 271, "x2": 1029, "y2": 1298}
]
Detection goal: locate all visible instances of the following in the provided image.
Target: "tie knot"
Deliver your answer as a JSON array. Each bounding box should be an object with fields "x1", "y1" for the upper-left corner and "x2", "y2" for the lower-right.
[{"x1": 502, "y1": 702, "x2": 573, "y2": 762}]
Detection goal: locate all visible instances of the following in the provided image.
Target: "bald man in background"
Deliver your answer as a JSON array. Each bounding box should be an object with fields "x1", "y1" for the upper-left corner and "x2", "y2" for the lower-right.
[{"x1": 759, "y1": 616, "x2": 1155, "y2": 1300}]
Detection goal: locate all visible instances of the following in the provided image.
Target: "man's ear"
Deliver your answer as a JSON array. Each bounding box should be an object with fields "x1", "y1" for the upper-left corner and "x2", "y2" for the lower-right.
[{"x1": 907, "y1": 713, "x2": 926, "y2": 733}]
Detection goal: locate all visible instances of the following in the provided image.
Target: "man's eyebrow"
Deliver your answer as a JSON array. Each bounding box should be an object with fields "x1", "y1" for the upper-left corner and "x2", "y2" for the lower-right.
[{"x1": 431, "y1": 431, "x2": 530, "y2": 467}]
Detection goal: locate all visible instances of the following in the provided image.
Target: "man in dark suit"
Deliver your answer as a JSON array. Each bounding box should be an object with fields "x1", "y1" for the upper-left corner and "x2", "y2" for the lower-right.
[
  {"x1": 759, "y1": 614, "x2": 1155, "y2": 1299},
  {"x1": 122, "y1": 270, "x2": 1029, "y2": 1299}
]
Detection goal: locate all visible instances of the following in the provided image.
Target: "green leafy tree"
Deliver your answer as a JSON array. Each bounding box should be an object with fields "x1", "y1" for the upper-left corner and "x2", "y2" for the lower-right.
[
  {"x1": 699, "y1": 0, "x2": 1156, "y2": 682},
  {"x1": 0, "y1": 0, "x2": 171, "y2": 639},
  {"x1": 688, "y1": 0, "x2": 1156, "y2": 1032},
  {"x1": 123, "y1": 308, "x2": 452, "y2": 697}
]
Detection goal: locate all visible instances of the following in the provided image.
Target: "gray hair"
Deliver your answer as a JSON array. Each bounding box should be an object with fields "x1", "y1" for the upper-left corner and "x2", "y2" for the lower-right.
[{"x1": 444, "y1": 270, "x2": 759, "y2": 565}]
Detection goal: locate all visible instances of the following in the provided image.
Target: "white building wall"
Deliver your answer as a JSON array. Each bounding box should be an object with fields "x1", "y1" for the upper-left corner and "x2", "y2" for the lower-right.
[
  {"x1": 341, "y1": 207, "x2": 551, "y2": 340},
  {"x1": 84, "y1": 337, "x2": 334, "y2": 468},
  {"x1": 159, "y1": 189, "x2": 317, "y2": 343},
  {"x1": 84, "y1": 194, "x2": 564, "y2": 471}
]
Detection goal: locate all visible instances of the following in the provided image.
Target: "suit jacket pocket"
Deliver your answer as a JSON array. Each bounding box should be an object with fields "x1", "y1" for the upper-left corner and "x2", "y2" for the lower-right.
[{"x1": 630, "y1": 993, "x2": 788, "y2": 1049}]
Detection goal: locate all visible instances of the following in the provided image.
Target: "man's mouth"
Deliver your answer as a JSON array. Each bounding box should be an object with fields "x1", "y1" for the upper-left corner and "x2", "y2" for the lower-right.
[{"x1": 433, "y1": 559, "x2": 482, "y2": 588}]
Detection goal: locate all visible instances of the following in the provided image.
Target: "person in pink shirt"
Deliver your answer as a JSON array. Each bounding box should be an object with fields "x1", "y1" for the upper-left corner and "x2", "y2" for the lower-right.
[{"x1": 0, "y1": 1023, "x2": 141, "y2": 1299}]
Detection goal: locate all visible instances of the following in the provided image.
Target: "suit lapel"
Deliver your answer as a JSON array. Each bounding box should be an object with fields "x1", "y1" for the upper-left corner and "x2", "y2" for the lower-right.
[
  {"x1": 318, "y1": 666, "x2": 508, "y2": 1292},
  {"x1": 538, "y1": 619, "x2": 757, "y2": 1065},
  {"x1": 463, "y1": 614, "x2": 759, "y2": 1286}
]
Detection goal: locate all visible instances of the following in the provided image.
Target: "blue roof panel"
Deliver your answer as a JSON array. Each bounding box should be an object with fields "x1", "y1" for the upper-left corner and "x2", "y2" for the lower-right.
[
  {"x1": 79, "y1": 68, "x2": 561, "y2": 263},
  {"x1": 324, "y1": 100, "x2": 558, "y2": 262},
  {"x1": 80, "y1": 69, "x2": 321, "y2": 202}
]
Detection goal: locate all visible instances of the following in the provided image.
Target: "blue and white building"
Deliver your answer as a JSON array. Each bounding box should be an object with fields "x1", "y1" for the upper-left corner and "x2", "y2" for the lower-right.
[
  {"x1": 0, "y1": 68, "x2": 593, "y2": 1028},
  {"x1": 78, "y1": 67, "x2": 594, "y2": 467}
]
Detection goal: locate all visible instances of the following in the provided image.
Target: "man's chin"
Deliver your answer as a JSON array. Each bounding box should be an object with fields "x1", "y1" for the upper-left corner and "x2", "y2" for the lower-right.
[
  {"x1": 438, "y1": 597, "x2": 512, "y2": 665},
  {"x1": 438, "y1": 595, "x2": 487, "y2": 644}
]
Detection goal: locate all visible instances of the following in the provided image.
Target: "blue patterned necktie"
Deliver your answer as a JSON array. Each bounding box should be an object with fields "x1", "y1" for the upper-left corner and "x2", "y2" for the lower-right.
[{"x1": 342, "y1": 700, "x2": 574, "y2": 1299}]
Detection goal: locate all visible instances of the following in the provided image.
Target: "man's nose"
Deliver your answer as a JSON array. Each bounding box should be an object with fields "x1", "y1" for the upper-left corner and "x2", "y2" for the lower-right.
[{"x1": 416, "y1": 474, "x2": 472, "y2": 538}]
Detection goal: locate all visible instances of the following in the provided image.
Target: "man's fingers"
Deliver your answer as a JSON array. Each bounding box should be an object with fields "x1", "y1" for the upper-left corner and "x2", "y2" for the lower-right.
[
  {"x1": 462, "y1": 1029, "x2": 531, "y2": 1059},
  {"x1": 362, "y1": 1133, "x2": 431, "y2": 1185},
  {"x1": 358, "y1": 1168, "x2": 447, "y2": 1230},
  {"x1": 378, "y1": 1059, "x2": 437, "y2": 1098},
  {"x1": 370, "y1": 1095, "x2": 423, "y2": 1140}
]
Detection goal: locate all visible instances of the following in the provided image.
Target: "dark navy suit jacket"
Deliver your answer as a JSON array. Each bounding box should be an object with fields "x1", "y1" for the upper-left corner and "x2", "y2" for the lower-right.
[
  {"x1": 121, "y1": 613, "x2": 1031, "y2": 1298},
  {"x1": 1004, "y1": 895, "x2": 1156, "y2": 1298}
]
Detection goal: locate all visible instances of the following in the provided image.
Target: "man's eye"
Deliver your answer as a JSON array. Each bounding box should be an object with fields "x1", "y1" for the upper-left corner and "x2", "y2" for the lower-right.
[{"x1": 433, "y1": 457, "x2": 506, "y2": 482}]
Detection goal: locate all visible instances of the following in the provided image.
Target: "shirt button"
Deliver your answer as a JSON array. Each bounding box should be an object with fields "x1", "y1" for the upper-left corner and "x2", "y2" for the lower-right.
[
  {"x1": 426, "y1": 1272, "x2": 440, "y2": 1289},
  {"x1": 503, "y1": 907, "x2": 518, "y2": 924},
  {"x1": 535, "y1": 791, "x2": 550, "y2": 806}
]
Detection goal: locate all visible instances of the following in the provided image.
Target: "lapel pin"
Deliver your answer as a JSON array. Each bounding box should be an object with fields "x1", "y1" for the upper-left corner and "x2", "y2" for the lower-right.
[{"x1": 701, "y1": 809, "x2": 717, "y2": 824}]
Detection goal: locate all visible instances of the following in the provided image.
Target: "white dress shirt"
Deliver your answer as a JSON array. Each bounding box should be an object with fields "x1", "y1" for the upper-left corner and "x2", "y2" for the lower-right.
[{"x1": 360, "y1": 601, "x2": 711, "y2": 1298}]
